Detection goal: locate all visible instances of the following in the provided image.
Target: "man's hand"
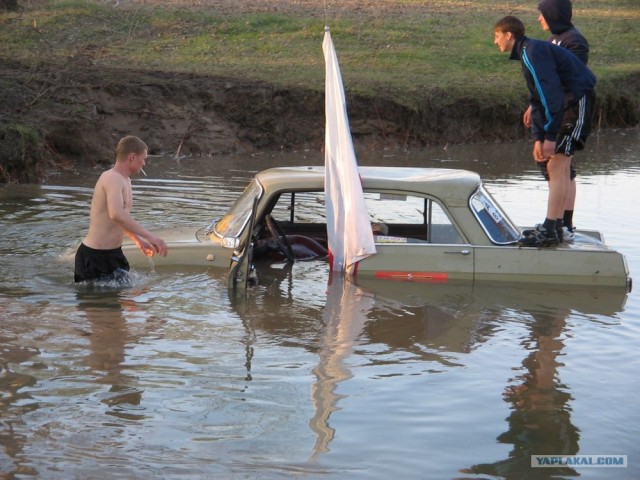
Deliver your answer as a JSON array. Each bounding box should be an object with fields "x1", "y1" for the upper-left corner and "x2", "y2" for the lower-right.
[
  {"x1": 134, "y1": 237, "x2": 156, "y2": 257},
  {"x1": 149, "y1": 236, "x2": 168, "y2": 257},
  {"x1": 134, "y1": 235, "x2": 168, "y2": 257},
  {"x1": 533, "y1": 140, "x2": 556, "y2": 163},
  {"x1": 522, "y1": 105, "x2": 532, "y2": 128}
]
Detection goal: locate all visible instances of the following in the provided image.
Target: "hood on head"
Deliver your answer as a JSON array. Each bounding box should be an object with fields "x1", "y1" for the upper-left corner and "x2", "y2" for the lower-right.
[{"x1": 538, "y1": 0, "x2": 573, "y2": 34}]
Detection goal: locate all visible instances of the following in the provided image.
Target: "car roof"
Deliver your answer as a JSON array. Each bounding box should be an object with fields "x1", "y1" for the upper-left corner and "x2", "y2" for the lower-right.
[{"x1": 255, "y1": 166, "x2": 482, "y2": 207}]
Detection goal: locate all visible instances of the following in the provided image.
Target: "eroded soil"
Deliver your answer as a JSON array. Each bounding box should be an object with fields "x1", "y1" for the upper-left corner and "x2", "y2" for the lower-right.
[{"x1": 1, "y1": 0, "x2": 638, "y2": 182}]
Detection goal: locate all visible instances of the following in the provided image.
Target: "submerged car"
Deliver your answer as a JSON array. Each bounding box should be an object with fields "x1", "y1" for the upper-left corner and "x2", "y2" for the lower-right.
[{"x1": 122, "y1": 166, "x2": 632, "y2": 291}]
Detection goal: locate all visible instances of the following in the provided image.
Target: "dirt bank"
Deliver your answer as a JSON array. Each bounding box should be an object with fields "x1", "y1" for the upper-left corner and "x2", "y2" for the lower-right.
[
  {"x1": 1, "y1": 56, "x2": 639, "y2": 183},
  {"x1": 2, "y1": 0, "x2": 640, "y2": 182}
]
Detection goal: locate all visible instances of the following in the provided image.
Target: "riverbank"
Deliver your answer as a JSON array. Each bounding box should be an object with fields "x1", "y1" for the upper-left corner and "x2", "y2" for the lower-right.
[{"x1": 1, "y1": 0, "x2": 639, "y2": 182}]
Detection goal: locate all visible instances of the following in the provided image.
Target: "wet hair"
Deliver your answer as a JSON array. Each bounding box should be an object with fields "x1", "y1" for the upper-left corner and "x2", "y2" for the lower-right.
[
  {"x1": 115, "y1": 135, "x2": 148, "y2": 160},
  {"x1": 493, "y1": 16, "x2": 525, "y2": 36}
]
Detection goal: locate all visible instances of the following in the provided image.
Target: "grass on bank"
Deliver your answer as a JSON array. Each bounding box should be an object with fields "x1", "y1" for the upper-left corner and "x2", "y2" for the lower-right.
[{"x1": 1, "y1": 0, "x2": 639, "y2": 109}]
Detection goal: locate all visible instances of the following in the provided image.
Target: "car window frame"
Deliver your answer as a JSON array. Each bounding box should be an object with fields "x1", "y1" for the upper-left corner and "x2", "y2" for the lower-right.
[{"x1": 469, "y1": 186, "x2": 520, "y2": 245}]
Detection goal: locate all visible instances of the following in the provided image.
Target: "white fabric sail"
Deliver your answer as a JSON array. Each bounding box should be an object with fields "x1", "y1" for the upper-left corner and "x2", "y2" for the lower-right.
[{"x1": 323, "y1": 27, "x2": 376, "y2": 273}]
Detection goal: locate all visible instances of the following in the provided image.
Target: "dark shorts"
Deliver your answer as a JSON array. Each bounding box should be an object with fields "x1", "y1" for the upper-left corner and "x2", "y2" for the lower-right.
[
  {"x1": 538, "y1": 159, "x2": 577, "y2": 181},
  {"x1": 539, "y1": 89, "x2": 596, "y2": 181},
  {"x1": 74, "y1": 243, "x2": 130, "y2": 283}
]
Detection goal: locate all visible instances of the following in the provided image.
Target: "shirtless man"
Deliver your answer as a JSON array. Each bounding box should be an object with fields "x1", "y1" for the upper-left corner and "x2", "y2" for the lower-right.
[{"x1": 74, "y1": 135, "x2": 168, "y2": 282}]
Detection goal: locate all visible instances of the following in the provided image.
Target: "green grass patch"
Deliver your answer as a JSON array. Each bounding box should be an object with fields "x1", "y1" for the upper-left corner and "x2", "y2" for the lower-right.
[
  {"x1": 1, "y1": 0, "x2": 638, "y2": 109},
  {"x1": 7, "y1": 123, "x2": 39, "y2": 145}
]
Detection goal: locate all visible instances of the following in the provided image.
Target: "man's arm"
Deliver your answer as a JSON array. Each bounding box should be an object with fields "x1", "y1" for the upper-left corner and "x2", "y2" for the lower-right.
[
  {"x1": 104, "y1": 174, "x2": 168, "y2": 256},
  {"x1": 524, "y1": 48, "x2": 565, "y2": 142},
  {"x1": 124, "y1": 231, "x2": 156, "y2": 257}
]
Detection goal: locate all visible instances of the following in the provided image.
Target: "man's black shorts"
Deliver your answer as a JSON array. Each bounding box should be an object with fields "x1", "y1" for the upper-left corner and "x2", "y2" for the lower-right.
[
  {"x1": 74, "y1": 243, "x2": 130, "y2": 283},
  {"x1": 556, "y1": 89, "x2": 596, "y2": 157},
  {"x1": 539, "y1": 89, "x2": 596, "y2": 181}
]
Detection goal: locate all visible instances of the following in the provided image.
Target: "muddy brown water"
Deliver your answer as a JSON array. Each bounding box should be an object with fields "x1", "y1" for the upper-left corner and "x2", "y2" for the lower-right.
[{"x1": 1, "y1": 129, "x2": 639, "y2": 479}]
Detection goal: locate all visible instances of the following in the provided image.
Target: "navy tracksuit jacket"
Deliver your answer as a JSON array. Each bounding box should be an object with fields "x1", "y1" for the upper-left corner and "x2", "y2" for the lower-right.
[{"x1": 509, "y1": 35, "x2": 596, "y2": 143}]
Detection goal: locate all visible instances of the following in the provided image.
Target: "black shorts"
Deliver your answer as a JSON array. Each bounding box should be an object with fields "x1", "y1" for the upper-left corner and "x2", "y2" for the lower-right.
[
  {"x1": 539, "y1": 89, "x2": 596, "y2": 181},
  {"x1": 556, "y1": 89, "x2": 596, "y2": 157},
  {"x1": 74, "y1": 243, "x2": 130, "y2": 283},
  {"x1": 538, "y1": 158, "x2": 577, "y2": 181}
]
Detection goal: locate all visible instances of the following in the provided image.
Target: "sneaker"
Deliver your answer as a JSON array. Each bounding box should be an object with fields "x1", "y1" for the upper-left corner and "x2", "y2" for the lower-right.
[
  {"x1": 517, "y1": 232, "x2": 544, "y2": 247},
  {"x1": 517, "y1": 224, "x2": 559, "y2": 247},
  {"x1": 562, "y1": 226, "x2": 575, "y2": 242}
]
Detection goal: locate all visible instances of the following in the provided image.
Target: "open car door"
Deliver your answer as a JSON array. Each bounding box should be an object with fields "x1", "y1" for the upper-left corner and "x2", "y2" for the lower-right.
[{"x1": 227, "y1": 196, "x2": 259, "y2": 290}]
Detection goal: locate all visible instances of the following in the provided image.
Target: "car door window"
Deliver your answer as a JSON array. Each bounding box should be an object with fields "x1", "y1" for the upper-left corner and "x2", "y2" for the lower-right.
[
  {"x1": 267, "y1": 190, "x2": 463, "y2": 244},
  {"x1": 269, "y1": 191, "x2": 327, "y2": 224},
  {"x1": 364, "y1": 192, "x2": 463, "y2": 244}
]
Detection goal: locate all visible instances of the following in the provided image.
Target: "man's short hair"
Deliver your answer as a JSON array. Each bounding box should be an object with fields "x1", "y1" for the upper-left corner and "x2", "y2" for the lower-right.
[
  {"x1": 494, "y1": 16, "x2": 525, "y2": 36},
  {"x1": 116, "y1": 135, "x2": 148, "y2": 159}
]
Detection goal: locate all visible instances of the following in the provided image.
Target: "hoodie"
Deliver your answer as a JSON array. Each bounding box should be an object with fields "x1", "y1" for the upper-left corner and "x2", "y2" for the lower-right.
[{"x1": 538, "y1": 0, "x2": 589, "y2": 64}]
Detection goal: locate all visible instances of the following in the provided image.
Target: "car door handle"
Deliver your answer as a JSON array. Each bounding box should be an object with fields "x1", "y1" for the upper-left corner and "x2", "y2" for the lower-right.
[{"x1": 444, "y1": 249, "x2": 470, "y2": 255}]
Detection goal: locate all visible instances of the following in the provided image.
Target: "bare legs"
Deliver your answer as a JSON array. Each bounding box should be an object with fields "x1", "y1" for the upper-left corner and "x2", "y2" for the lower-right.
[
  {"x1": 565, "y1": 177, "x2": 576, "y2": 227},
  {"x1": 545, "y1": 153, "x2": 571, "y2": 221},
  {"x1": 519, "y1": 142, "x2": 574, "y2": 245}
]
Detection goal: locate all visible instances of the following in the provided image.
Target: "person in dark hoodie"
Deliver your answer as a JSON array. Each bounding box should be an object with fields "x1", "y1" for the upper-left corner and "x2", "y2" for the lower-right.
[
  {"x1": 538, "y1": 0, "x2": 588, "y2": 63},
  {"x1": 523, "y1": 0, "x2": 590, "y2": 240},
  {"x1": 493, "y1": 15, "x2": 596, "y2": 247}
]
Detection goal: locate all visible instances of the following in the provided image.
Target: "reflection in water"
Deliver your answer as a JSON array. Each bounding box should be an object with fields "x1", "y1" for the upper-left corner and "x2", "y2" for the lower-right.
[
  {"x1": 309, "y1": 275, "x2": 374, "y2": 460},
  {"x1": 466, "y1": 308, "x2": 580, "y2": 478},
  {"x1": 349, "y1": 278, "x2": 627, "y2": 478},
  {"x1": 257, "y1": 265, "x2": 629, "y2": 472},
  {"x1": 0, "y1": 333, "x2": 40, "y2": 476},
  {"x1": 0, "y1": 129, "x2": 637, "y2": 478},
  {"x1": 227, "y1": 285, "x2": 257, "y2": 384},
  {"x1": 76, "y1": 290, "x2": 135, "y2": 398},
  {"x1": 75, "y1": 287, "x2": 158, "y2": 419}
]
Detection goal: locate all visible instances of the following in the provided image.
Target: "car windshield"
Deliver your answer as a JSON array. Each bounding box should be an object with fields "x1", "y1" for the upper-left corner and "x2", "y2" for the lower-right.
[
  {"x1": 213, "y1": 180, "x2": 263, "y2": 239},
  {"x1": 470, "y1": 187, "x2": 520, "y2": 244}
]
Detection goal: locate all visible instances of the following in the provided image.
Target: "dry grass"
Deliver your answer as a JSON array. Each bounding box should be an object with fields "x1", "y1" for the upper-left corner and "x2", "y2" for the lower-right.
[
  {"x1": 4, "y1": 0, "x2": 639, "y2": 108},
  {"x1": 94, "y1": 0, "x2": 526, "y2": 19}
]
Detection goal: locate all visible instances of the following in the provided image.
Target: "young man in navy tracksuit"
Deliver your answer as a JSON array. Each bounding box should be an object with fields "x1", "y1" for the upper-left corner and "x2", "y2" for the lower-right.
[
  {"x1": 523, "y1": 0, "x2": 590, "y2": 239},
  {"x1": 493, "y1": 15, "x2": 596, "y2": 247}
]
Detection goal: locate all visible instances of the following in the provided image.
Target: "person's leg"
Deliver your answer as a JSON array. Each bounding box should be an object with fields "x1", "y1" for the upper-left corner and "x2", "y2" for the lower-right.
[
  {"x1": 518, "y1": 153, "x2": 568, "y2": 247},
  {"x1": 565, "y1": 181, "x2": 576, "y2": 218},
  {"x1": 545, "y1": 152, "x2": 571, "y2": 222},
  {"x1": 561, "y1": 178, "x2": 576, "y2": 241},
  {"x1": 563, "y1": 180, "x2": 576, "y2": 220},
  {"x1": 564, "y1": 159, "x2": 576, "y2": 229},
  {"x1": 560, "y1": 90, "x2": 594, "y2": 231}
]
